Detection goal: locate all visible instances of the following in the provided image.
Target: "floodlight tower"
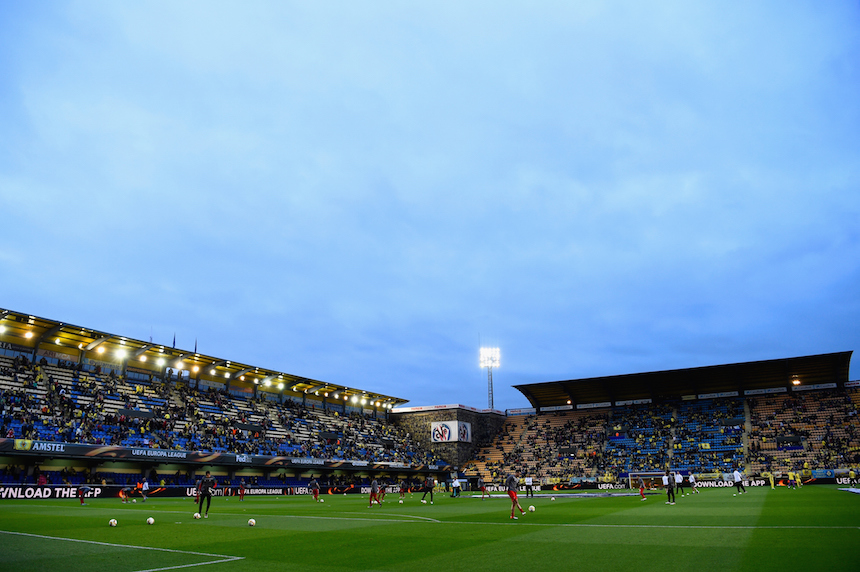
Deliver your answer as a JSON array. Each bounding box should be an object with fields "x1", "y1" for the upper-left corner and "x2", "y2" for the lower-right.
[{"x1": 480, "y1": 347, "x2": 500, "y2": 410}]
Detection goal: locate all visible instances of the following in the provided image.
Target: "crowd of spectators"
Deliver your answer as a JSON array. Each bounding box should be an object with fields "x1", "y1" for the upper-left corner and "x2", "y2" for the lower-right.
[{"x1": 0, "y1": 354, "x2": 443, "y2": 473}]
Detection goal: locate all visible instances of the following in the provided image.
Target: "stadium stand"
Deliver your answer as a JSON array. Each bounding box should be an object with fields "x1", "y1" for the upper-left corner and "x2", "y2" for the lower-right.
[
  {"x1": 464, "y1": 390, "x2": 859, "y2": 486},
  {"x1": 0, "y1": 354, "x2": 443, "y2": 485}
]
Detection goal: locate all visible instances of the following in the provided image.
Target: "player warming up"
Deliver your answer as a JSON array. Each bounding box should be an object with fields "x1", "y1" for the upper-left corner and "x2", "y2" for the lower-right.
[
  {"x1": 120, "y1": 486, "x2": 133, "y2": 503},
  {"x1": 662, "y1": 470, "x2": 675, "y2": 505},
  {"x1": 638, "y1": 476, "x2": 647, "y2": 501},
  {"x1": 478, "y1": 476, "x2": 488, "y2": 500},
  {"x1": 689, "y1": 472, "x2": 699, "y2": 493},
  {"x1": 733, "y1": 468, "x2": 746, "y2": 494},
  {"x1": 309, "y1": 477, "x2": 321, "y2": 502},
  {"x1": 239, "y1": 479, "x2": 246, "y2": 501},
  {"x1": 420, "y1": 476, "x2": 434, "y2": 504},
  {"x1": 506, "y1": 470, "x2": 526, "y2": 520},
  {"x1": 198, "y1": 470, "x2": 217, "y2": 518},
  {"x1": 369, "y1": 478, "x2": 380, "y2": 507}
]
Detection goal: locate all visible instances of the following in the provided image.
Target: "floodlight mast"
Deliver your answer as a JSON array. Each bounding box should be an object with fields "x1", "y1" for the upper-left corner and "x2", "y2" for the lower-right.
[{"x1": 480, "y1": 347, "x2": 500, "y2": 410}]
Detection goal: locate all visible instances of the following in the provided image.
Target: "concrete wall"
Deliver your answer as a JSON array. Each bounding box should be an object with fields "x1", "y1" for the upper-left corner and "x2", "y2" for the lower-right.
[{"x1": 391, "y1": 408, "x2": 506, "y2": 469}]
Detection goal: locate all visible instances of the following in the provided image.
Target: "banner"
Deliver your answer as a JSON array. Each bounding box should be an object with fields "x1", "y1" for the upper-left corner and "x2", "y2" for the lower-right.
[
  {"x1": 0, "y1": 439, "x2": 452, "y2": 472},
  {"x1": 430, "y1": 421, "x2": 471, "y2": 443}
]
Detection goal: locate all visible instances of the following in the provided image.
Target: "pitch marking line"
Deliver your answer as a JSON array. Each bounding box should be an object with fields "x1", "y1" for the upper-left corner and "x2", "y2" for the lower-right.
[
  {"x1": 342, "y1": 511, "x2": 441, "y2": 523},
  {"x1": 447, "y1": 521, "x2": 860, "y2": 530},
  {"x1": 0, "y1": 530, "x2": 244, "y2": 572}
]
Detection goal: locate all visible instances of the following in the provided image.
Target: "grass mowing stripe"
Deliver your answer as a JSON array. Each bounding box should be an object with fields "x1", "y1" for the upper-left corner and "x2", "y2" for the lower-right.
[
  {"x1": 0, "y1": 529, "x2": 245, "y2": 568},
  {"x1": 132, "y1": 558, "x2": 245, "y2": 572}
]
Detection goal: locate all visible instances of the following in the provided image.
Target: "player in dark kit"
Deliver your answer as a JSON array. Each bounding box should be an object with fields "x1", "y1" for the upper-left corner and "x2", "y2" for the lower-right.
[
  {"x1": 420, "y1": 476, "x2": 434, "y2": 504},
  {"x1": 198, "y1": 471, "x2": 217, "y2": 518},
  {"x1": 378, "y1": 478, "x2": 387, "y2": 504},
  {"x1": 399, "y1": 479, "x2": 407, "y2": 502},
  {"x1": 309, "y1": 477, "x2": 321, "y2": 502},
  {"x1": 239, "y1": 479, "x2": 246, "y2": 501},
  {"x1": 477, "y1": 476, "x2": 488, "y2": 500},
  {"x1": 78, "y1": 485, "x2": 92, "y2": 505},
  {"x1": 663, "y1": 470, "x2": 675, "y2": 505}
]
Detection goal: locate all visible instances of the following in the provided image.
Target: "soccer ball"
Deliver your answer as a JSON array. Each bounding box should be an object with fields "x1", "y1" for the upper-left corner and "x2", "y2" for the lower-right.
[
  {"x1": 421, "y1": 499, "x2": 427, "y2": 504},
  {"x1": 193, "y1": 512, "x2": 202, "y2": 519},
  {"x1": 248, "y1": 519, "x2": 256, "y2": 527},
  {"x1": 132, "y1": 499, "x2": 136, "y2": 504},
  {"x1": 551, "y1": 497, "x2": 556, "y2": 501},
  {"x1": 319, "y1": 498, "x2": 324, "y2": 503},
  {"x1": 528, "y1": 505, "x2": 536, "y2": 512},
  {"x1": 108, "y1": 519, "x2": 117, "y2": 527},
  {"x1": 399, "y1": 500, "x2": 403, "y2": 504},
  {"x1": 146, "y1": 517, "x2": 154, "y2": 525},
  {"x1": 733, "y1": 494, "x2": 737, "y2": 496}
]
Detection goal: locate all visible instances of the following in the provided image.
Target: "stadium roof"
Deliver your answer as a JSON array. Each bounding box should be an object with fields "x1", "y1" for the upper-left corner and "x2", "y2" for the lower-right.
[
  {"x1": 513, "y1": 351, "x2": 853, "y2": 410},
  {"x1": 0, "y1": 307, "x2": 408, "y2": 409}
]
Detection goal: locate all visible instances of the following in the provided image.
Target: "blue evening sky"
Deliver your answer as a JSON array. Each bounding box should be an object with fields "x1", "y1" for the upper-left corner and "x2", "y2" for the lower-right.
[{"x1": 1, "y1": 1, "x2": 858, "y2": 410}]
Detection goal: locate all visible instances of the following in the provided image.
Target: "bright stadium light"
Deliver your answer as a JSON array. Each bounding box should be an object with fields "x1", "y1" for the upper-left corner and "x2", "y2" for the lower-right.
[{"x1": 480, "y1": 347, "x2": 500, "y2": 409}]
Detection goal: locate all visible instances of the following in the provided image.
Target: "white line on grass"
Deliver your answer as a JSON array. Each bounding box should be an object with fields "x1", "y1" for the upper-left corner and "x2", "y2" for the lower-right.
[
  {"x1": 342, "y1": 511, "x2": 441, "y2": 523},
  {"x1": 7, "y1": 503, "x2": 856, "y2": 531},
  {"x1": 0, "y1": 530, "x2": 244, "y2": 572},
  {"x1": 445, "y1": 521, "x2": 860, "y2": 530}
]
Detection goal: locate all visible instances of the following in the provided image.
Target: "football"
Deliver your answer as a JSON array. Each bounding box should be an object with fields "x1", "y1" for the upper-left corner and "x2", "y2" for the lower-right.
[
  {"x1": 132, "y1": 499, "x2": 136, "y2": 503},
  {"x1": 146, "y1": 517, "x2": 154, "y2": 525},
  {"x1": 421, "y1": 499, "x2": 427, "y2": 504},
  {"x1": 248, "y1": 519, "x2": 256, "y2": 527},
  {"x1": 108, "y1": 519, "x2": 117, "y2": 527},
  {"x1": 528, "y1": 505, "x2": 536, "y2": 512},
  {"x1": 399, "y1": 500, "x2": 403, "y2": 504},
  {"x1": 193, "y1": 512, "x2": 201, "y2": 519},
  {"x1": 551, "y1": 497, "x2": 556, "y2": 501},
  {"x1": 319, "y1": 498, "x2": 324, "y2": 503}
]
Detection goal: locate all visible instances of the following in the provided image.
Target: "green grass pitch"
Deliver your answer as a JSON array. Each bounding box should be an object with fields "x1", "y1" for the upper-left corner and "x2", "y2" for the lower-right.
[{"x1": 1, "y1": 487, "x2": 858, "y2": 572}]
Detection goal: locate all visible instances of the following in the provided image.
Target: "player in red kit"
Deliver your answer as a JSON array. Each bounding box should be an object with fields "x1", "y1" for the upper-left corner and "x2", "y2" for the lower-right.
[{"x1": 506, "y1": 471, "x2": 526, "y2": 519}]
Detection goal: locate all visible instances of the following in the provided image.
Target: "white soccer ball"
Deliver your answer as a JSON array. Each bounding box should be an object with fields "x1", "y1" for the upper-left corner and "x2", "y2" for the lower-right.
[
  {"x1": 132, "y1": 499, "x2": 136, "y2": 503},
  {"x1": 146, "y1": 517, "x2": 154, "y2": 525},
  {"x1": 551, "y1": 497, "x2": 556, "y2": 501},
  {"x1": 108, "y1": 519, "x2": 117, "y2": 527},
  {"x1": 319, "y1": 498, "x2": 324, "y2": 503},
  {"x1": 248, "y1": 519, "x2": 256, "y2": 527},
  {"x1": 733, "y1": 494, "x2": 737, "y2": 496},
  {"x1": 421, "y1": 499, "x2": 427, "y2": 504},
  {"x1": 193, "y1": 512, "x2": 201, "y2": 519},
  {"x1": 528, "y1": 505, "x2": 536, "y2": 512},
  {"x1": 399, "y1": 499, "x2": 403, "y2": 504}
]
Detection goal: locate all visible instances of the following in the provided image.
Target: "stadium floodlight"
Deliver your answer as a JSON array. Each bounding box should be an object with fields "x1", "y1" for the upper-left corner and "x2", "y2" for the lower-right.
[{"x1": 480, "y1": 347, "x2": 500, "y2": 409}]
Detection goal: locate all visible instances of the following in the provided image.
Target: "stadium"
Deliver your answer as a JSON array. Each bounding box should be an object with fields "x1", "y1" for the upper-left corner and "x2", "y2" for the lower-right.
[{"x1": 1, "y1": 307, "x2": 858, "y2": 571}]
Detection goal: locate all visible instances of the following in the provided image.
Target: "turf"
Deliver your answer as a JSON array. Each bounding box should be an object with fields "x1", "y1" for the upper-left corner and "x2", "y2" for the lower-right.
[{"x1": 0, "y1": 487, "x2": 858, "y2": 572}]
